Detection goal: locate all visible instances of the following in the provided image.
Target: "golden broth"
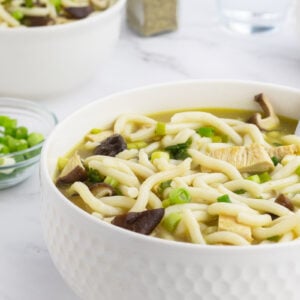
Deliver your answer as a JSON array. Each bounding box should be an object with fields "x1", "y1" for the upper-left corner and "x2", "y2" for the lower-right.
[{"x1": 56, "y1": 108, "x2": 299, "y2": 245}]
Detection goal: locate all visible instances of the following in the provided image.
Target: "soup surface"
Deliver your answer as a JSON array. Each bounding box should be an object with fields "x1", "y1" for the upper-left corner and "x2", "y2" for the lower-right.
[{"x1": 55, "y1": 96, "x2": 300, "y2": 246}]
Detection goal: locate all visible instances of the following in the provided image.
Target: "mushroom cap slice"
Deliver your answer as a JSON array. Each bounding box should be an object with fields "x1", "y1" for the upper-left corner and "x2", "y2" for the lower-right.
[
  {"x1": 64, "y1": 6, "x2": 93, "y2": 19},
  {"x1": 57, "y1": 152, "x2": 87, "y2": 185},
  {"x1": 89, "y1": 182, "x2": 116, "y2": 198},
  {"x1": 248, "y1": 94, "x2": 280, "y2": 131},
  {"x1": 275, "y1": 194, "x2": 294, "y2": 212},
  {"x1": 111, "y1": 208, "x2": 165, "y2": 235},
  {"x1": 22, "y1": 16, "x2": 51, "y2": 27},
  {"x1": 93, "y1": 134, "x2": 127, "y2": 157}
]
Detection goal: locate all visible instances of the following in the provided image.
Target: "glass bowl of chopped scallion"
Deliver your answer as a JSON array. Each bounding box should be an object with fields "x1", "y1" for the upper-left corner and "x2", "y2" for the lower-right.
[{"x1": 0, "y1": 98, "x2": 57, "y2": 189}]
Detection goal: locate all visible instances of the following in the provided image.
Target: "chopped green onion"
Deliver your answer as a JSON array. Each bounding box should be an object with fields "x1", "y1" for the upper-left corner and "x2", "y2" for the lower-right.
[
  {"x1": 221, "y1": 135, "x2": 229, "y2": 143},
  {"x1": 211, "y1": 135, "x2": 222, "y2": 143},
  {"x1": 151, "y1": 151, "x2": 169, "y2": 162},
  {"x1": 104, "y1": 176, "x2": 119, "y2": 188},
  {"x1": 50, "y1": 0, "x2": 62, "y2": 11},
  {"x1": 169, "y1": 188, "x2": 191, "y2": 205},
  {"x1": 0, "y1": 116, "x2": 10, "y2": 126},
  {"x1": 217, "y1": 194, "x2": 231, "y2": 203},
  {"x1": 295, "y1": 166, "x2": 300, "y2": 176},
  {"x1": 0, "y1": 116, "x2": 17, "y2": 128},
  {"x1": 15, "y1": 126, "x2": 28, "y2": 139},
  {"x1": 127, "y1": 141, "x2": 148, "y2": 149},
  {"x1": 11, "y1": 10, "x2": 24, "y2": 21},
  {"x1": 155, "y1": 122, "x2": 166, "y2": 136},
  {"x1": 165, "y1": 138, "x2": 192, "y2": 160},
  {"x1": 27, "y1": 132, "x2": 44, "y2": 147},
  {"x1": 271, "y1": 156, "x2": 280, "y2": 166},
  {"x1": 158, "y1": 180, "x2": 172, "y2": 195},
  {"x1": 0, "y1": 136, "x2": 8, "y2": 145},
  {"x1": 87, "y1": 168, "x2": 103, "y2": 183},
  {"x1": 7, "y1": 136, "x2": 18, "y2": 152},
  {"x1": 0, "y1": 144, "x2": 9, "y2": 154},
  {"x1": 234, "y1": 189, "x2": 246, "y2": 194},
  {"x1": 57, "y1": 157, "x2": 68, "y2": 171},
  {"x1": 25, "y1": 0, "x2": 33, "y2": 7},
  {"x1": 162, "y1": 199, "x2": 171, "y2": 208},
  {"x1": 162, "y1": 213, "x2": 182, "y2": 232},
  {"x1": 90, "y1": 128, "x2": 101, "y2": 134},
  {"x1": 259, "y1": 172, "x2": 271, "y2": 183},
  {"x1": 247, "y1": 174, "x2": 261, "y2": 184},
  {"x1": 4, "y1": 126, "x2": 16, "y2": 137},
  {"x1": 16, "y1": 139, "x2": 28, "y2": 151},
  {"x1": 267, "y1": 235, "x2": 280, "y2": 242},
  {"x1": 196, "y1": 127, "x2": 215, "y2": 137}
]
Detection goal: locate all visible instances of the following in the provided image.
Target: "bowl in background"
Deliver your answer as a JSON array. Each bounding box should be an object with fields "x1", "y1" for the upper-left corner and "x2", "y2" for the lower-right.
[
  {"x1": 40, "y1": 80, "x2": 300, "y2": 300},
  {"x1": 0, "y1": 0, "x2": 125, "y2": 99},
  {"x1": 0, "y1": 98, "x2": 57, "y2": 189}
]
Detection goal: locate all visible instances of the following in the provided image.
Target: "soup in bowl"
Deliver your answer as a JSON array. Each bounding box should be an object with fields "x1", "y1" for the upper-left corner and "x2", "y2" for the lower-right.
[{"x1": 40, "y1": 80, "x2": 300, "y2": 300}]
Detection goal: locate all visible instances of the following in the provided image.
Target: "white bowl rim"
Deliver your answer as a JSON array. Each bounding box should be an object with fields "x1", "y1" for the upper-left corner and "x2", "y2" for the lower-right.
[
  {"x1": 0, "y1": 0, "x2": 125, "y2": 33},
  {"x1": 41, "y1": 79, "x2": 300, "y2": 253}
]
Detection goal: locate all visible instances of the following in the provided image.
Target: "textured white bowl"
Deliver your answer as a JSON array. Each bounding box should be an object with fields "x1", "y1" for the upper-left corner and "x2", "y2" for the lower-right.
[
  {"x1": 0, "y1": 0, "x2": 125, "y2": 98},
  {"x1": 41, "y1": 80, "x2": 300, "y2": 300}
]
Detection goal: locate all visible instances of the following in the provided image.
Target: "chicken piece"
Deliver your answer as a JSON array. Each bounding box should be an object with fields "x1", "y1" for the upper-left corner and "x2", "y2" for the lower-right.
[
  {"x1": 209, "y1": 144, "x2": 274, "y2": 173},
  {"x1": 218, "y1": 215, "x2": 252, "y2": 242},
  {"x1": 267, "y1": 145, "x2": 299, "y2": 160}
]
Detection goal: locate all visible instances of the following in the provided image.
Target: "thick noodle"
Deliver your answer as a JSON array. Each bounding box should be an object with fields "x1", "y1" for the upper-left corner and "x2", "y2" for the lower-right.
[{"x1": 56, "y1": 107, "x2": 300, "y2": 246}]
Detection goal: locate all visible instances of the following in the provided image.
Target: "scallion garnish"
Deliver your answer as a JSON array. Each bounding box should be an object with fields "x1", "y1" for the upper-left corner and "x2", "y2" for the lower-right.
[
  {"x1": 162, "y1": 213, "x2": 182, "y2": 232},
  {"x1": 169, "y1": 188, "x2": 191, "y2": 205},
  {"x1": 217, "y1": 194, "x2": 231, "y2": 203}
]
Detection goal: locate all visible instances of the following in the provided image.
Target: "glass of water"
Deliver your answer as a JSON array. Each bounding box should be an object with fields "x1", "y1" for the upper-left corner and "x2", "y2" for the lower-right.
[{"x1": 217, "y1": 0, "x2": 293, "y2": 34}]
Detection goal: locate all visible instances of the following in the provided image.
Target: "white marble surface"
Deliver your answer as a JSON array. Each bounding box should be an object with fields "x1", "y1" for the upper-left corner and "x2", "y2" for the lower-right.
[{"x1": 1, "y1": 0, "x2": 300, "y2": 299}]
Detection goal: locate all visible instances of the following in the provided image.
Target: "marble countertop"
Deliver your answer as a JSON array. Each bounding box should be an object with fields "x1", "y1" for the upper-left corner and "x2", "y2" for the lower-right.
[{"x1": 1, "y1": 0, "x2": 300, "y2": 299}]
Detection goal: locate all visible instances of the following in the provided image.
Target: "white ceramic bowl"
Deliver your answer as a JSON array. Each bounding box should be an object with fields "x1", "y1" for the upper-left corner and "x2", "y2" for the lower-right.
[
  {"x1": 0, "y1": 0, "x2": 125, "y2": 98},
  {"x1": 40, "y1": 80, "x2": 300, "y2": 300}
]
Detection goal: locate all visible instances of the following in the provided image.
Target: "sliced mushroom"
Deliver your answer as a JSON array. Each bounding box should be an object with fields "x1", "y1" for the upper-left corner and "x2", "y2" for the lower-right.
[
  {"x1": 275, "y1": 194, "x2": 294, "y2": 212},
  {"x1": 93, "y1": 134, "x2": 127, "y2": 157},
  {"x1": 89, "y1": 182, "x2": 116, "y2": 198},
  {"x1": 248, "y1": 94, "x2": 280, "y2": 131},
  {"x1": 56, "y1": 152, "x2": 87, "y2": 185},
  {"x1": 111, "y1": 208, "x2": 165, "y2": 235},
  {"x1": 64, "y1": 6, "x2": 93, "y2": 19},
  {"x1": 22, "y1": 16, "x2": 51, "y2": 27}
]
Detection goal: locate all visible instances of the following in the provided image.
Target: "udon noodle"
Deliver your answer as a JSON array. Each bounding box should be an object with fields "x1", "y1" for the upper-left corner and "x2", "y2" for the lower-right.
[
  {"x1": 0, "y1": 0, "x2": 116, "y2": 27},
  {"x1": 55, "y1": 95, "x2": 300, "y2": 246}
]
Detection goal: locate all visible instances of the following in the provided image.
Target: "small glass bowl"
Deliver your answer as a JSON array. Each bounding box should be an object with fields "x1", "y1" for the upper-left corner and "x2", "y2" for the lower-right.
[{"x1": 0, "y1": 98, "x2": 57, "y2": 189}]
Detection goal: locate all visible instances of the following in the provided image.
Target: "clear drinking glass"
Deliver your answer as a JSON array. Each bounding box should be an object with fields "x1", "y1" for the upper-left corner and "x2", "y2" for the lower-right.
[{"x1": 217, "y1": 0, "x2": 293, "y2": 34}]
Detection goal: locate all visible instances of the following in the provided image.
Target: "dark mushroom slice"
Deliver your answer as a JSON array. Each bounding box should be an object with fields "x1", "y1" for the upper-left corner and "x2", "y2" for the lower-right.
[
  {"x1": 22, "y1": 16, "x2": 52, "y2": 27},
  {"x1": 248, "y1": 93, "x2": 280, "y2": 131},
  {"x1": 64, "y1": 6, "x2": 93, "y2": 19},
  {"x1": 275, "y1": 194, "x2": 294, "y2": 212},
  {"x1": 93, "y1": 134, "x2": 127, "y2": 157},
  {"x1": 111, "y1": 208, "x2": 165, "y2": 235},
  {"x1": 89, "y1": 182, "x2": 116, "y2": 198},
  {"x1": 56, "y1": 152, "x2": 87, "y2": 185}
]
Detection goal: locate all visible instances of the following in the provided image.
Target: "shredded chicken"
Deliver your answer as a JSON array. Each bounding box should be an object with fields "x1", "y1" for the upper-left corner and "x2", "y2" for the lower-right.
[
  {"x1": 208, "y1": 144, "x2": 274, "y2": 173},
  {"x1": 267, "y1": 145, "x2": 299, "y2": 160}
]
